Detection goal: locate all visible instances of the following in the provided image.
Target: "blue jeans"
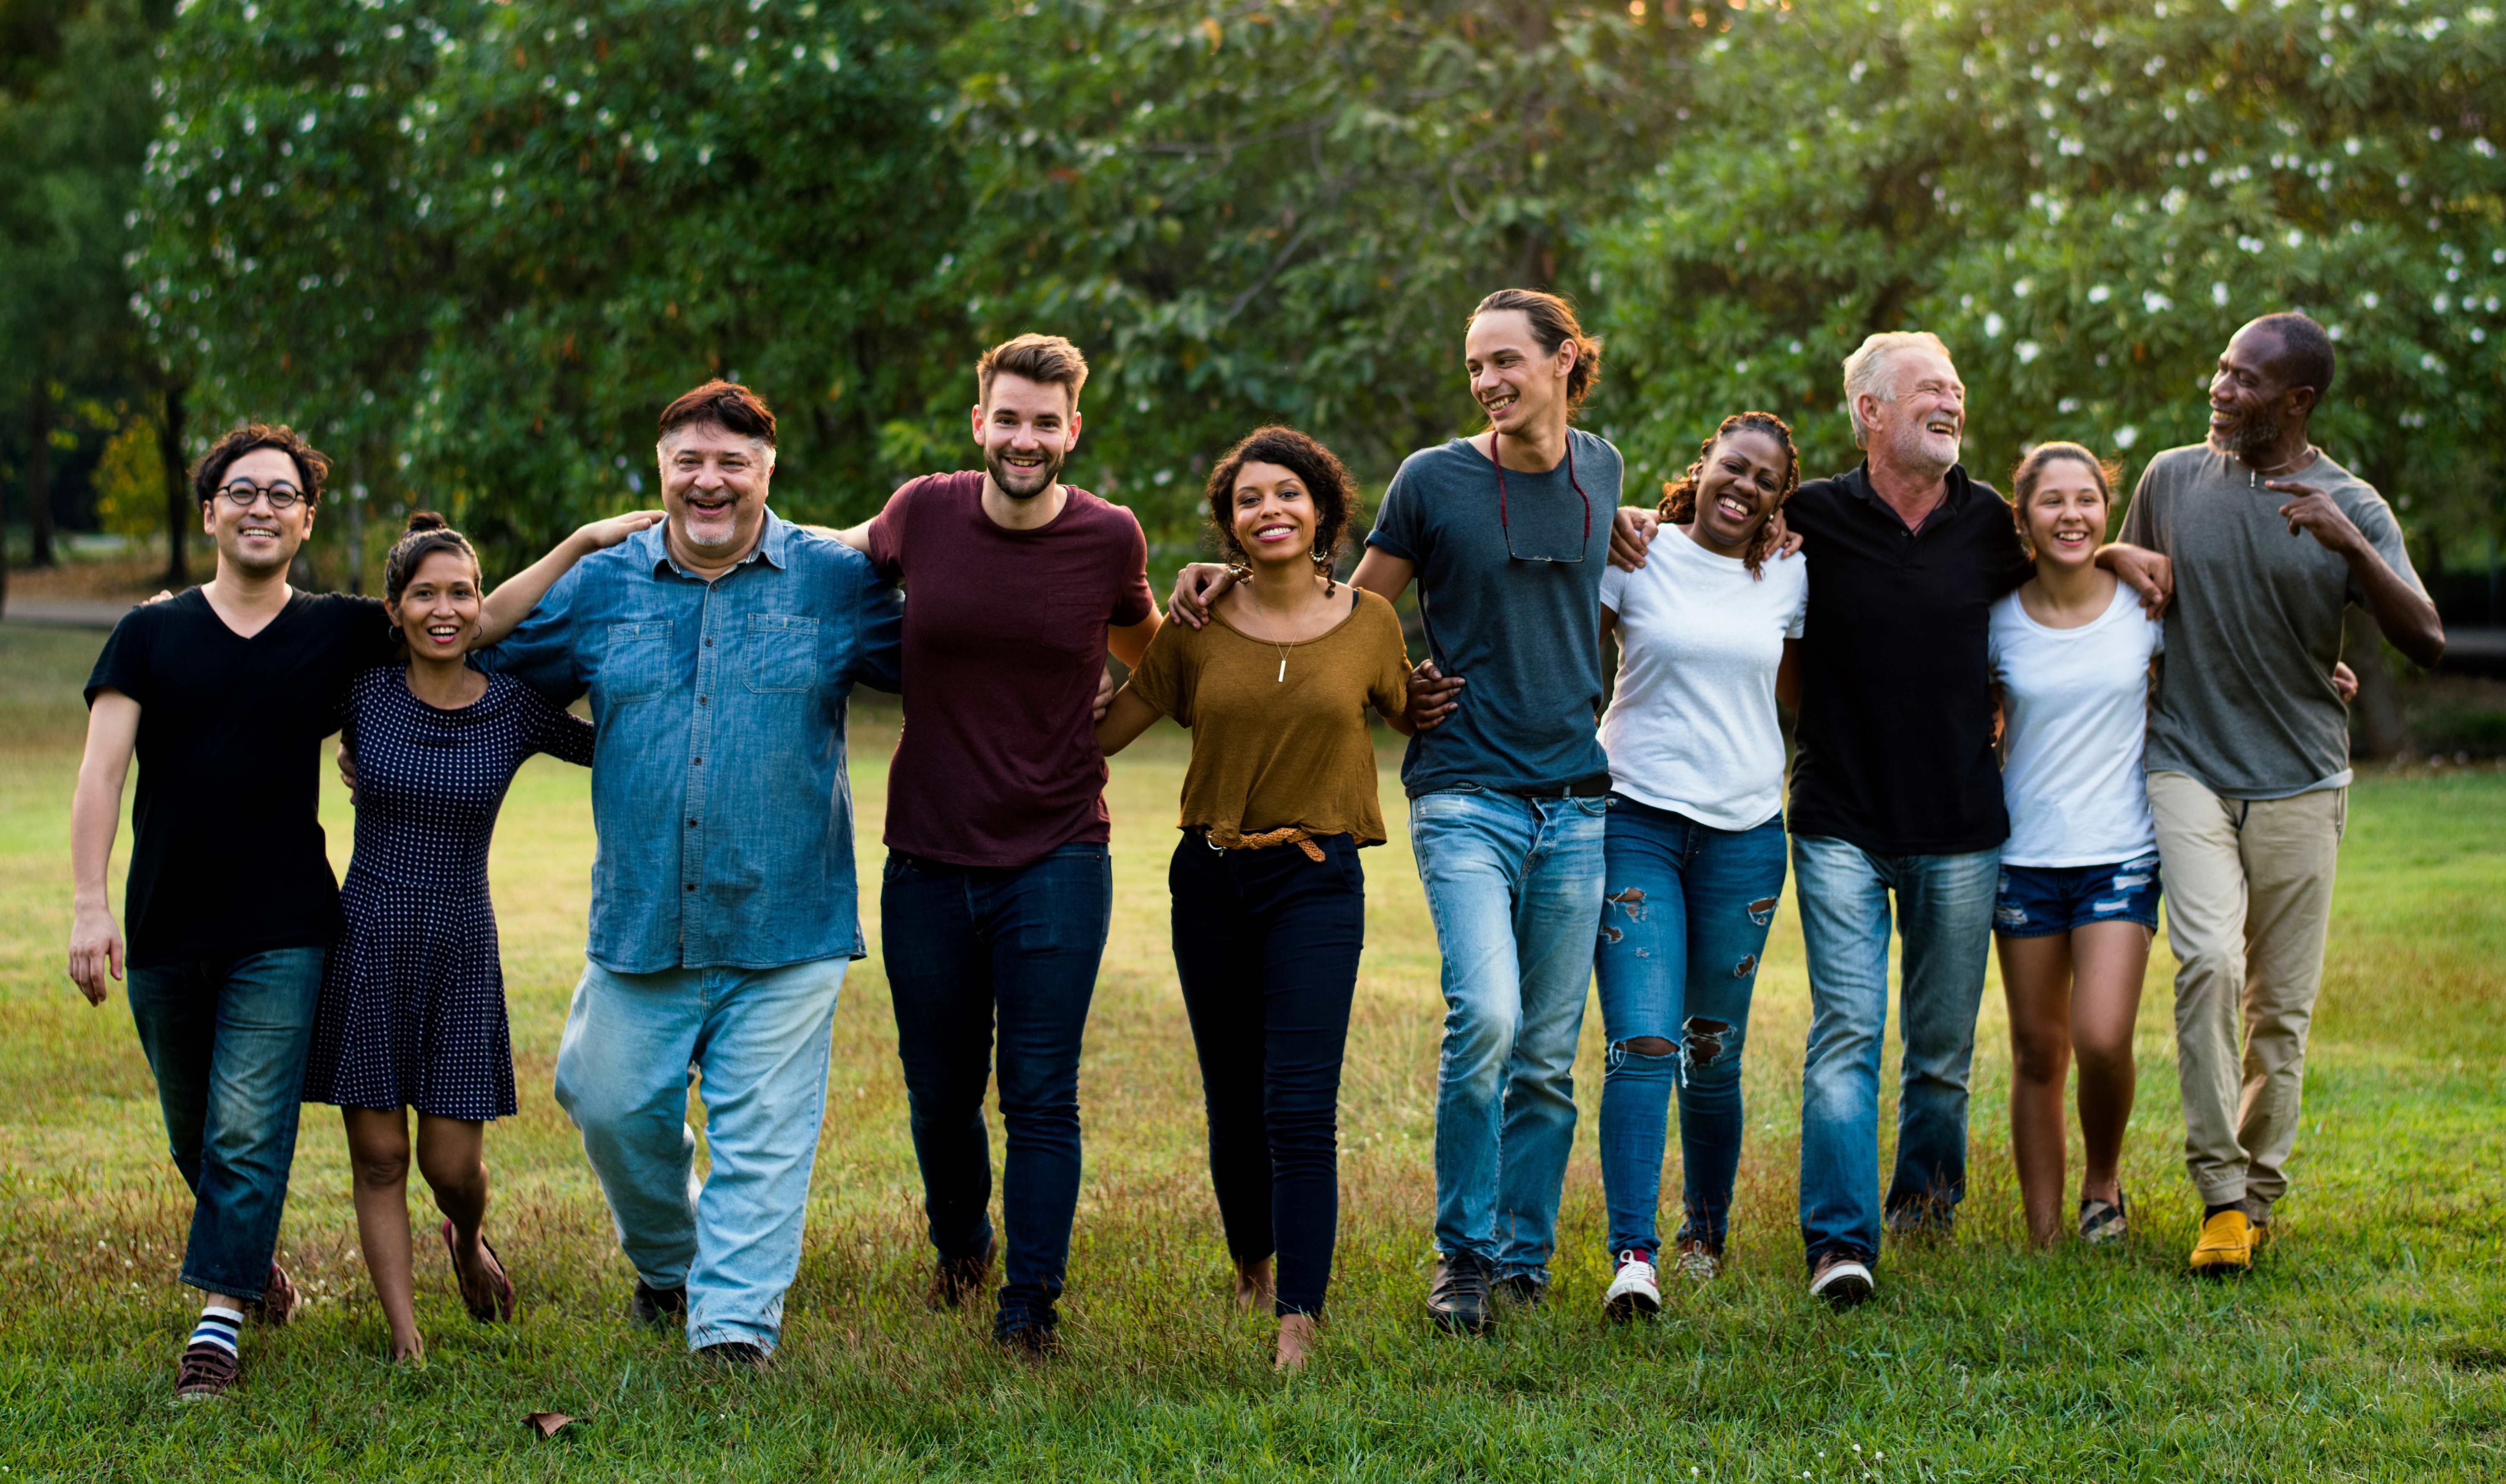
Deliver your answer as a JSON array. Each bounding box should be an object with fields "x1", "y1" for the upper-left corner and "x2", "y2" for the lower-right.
[
  {"x1": 126, "y1": 947, "x2": 328, "y2": 1300},
  {"x1": 552, "y1": 955, "x2": 846, "y2": 1354},
  {"x1": 882, "y1": 843, "x2": 1111, "y2": 1337},
  {"x1": 1792, "y1": 836, "x2": 1999, "y2": 1268},
  {"x1": 1593, "y1": 800, "x2": 1788, "y2": 1260},
  {"x1": 1169, "y1": 832, "x2": 1365, "y2": 1319},
  {"x1": 1409, "y1": 785, "x2": 1609, "y2": 1282}
]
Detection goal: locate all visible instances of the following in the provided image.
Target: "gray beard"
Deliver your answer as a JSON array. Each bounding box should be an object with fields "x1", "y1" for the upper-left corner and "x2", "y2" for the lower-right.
[{"x1": 2218, "y1": 414, "x2": 2280, "y2": 465}]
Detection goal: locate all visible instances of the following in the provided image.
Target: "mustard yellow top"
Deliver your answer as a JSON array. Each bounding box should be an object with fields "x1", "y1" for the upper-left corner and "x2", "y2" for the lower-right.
[{"x1": 1123, "y1": 586, "x2": 1410, "y2": 845}]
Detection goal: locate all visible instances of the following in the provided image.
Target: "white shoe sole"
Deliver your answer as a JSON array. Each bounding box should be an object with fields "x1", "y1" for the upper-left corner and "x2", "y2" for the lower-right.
[
  {"x1": 1603, "y1": 1265, "x2": 1662, "y2": 1321},
  {"x1": 1809, "y1": 1259, "x2": 1875, "y2": 1307}
]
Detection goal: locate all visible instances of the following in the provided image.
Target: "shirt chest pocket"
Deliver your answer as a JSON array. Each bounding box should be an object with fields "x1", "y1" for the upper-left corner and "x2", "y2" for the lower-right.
[
  {"x1": 601, "y1": 620, "x2": 673, "y2": 704},
  {"x1": 744, "y1": 611, "x2": 820, "y2": 694}
]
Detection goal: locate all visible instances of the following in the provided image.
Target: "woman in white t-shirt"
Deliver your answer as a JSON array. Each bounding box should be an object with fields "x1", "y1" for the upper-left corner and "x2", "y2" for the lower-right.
[
  {"x1": 1988, "y1": 443, "x2": 2165, "y2": 1249},
  {"x1": 1591, "y1": 412, "x2": 1808, "y2": 1321}
]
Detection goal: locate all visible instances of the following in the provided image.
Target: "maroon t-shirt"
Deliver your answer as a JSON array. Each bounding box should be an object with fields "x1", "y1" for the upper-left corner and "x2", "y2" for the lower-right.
[{"x1": 867, "y1": 472, "x2": 1155, "y2": 868}]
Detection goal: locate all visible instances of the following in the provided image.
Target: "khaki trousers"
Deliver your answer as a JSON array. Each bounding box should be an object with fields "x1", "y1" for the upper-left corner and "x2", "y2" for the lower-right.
[{"x1": 2146, "y1": 771, "x2": 2345, "y2": 1215}]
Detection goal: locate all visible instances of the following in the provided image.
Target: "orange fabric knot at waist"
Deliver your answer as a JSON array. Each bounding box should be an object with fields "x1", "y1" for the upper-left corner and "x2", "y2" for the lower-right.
[{"x1": 1214, "y1": 826, "x2": 1327, "y2": 862}]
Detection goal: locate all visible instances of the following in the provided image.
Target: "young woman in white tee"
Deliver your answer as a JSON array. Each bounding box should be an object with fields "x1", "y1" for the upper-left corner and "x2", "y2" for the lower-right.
[
  {"x1": 1988, "y1": 443, "x2": 2165, "y2": 1248},
  {"x1": 1592, "y1": 412, "x2": 1807, "y2": 1319}
]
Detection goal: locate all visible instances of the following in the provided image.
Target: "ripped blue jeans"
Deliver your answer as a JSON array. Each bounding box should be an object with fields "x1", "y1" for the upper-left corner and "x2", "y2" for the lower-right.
[{"x1": 1593, "y1": 797, "x2": 1788, "y2": 1259}]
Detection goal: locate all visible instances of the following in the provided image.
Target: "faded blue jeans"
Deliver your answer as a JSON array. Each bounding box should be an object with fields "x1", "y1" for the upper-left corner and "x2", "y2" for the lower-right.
[
  {"x1": 1593, "y1": 800, "x2": 1788, "y2": 1260},
  {"x1": 1792, "y1": 836, "x2": 1999, "y2": 1269},
  {"x1": 127, "y1": 946, "x2": 327, "y2": 1300},
  {"x1": 1409, "y1": 785, "x2": 1609, "y2": 1284},
  {"x1": 552, "y1": 955, "x2": 846, "y2": 1354}
]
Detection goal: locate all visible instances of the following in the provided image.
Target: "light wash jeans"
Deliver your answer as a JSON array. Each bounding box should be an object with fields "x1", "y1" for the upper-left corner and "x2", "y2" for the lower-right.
[
  {"x1": 1792, "y1": 836, "x2": 1998, "y2": 1269},
  {"x1": 553, "y1": 955, "x2": 846, "y2": 1353},
  {"x1": 1409, "y1": 785, "x2": 1609, "y2": 1283}
]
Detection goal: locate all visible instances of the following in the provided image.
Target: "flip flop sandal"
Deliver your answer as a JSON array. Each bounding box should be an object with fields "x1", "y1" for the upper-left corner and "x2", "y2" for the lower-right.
[
  {"x1": 2077, "y1": 1190, "x2": 2129, "y2": 1246},
  {"x1": 441, "y1": 1218, "x2": 517, "y2": 1323}
]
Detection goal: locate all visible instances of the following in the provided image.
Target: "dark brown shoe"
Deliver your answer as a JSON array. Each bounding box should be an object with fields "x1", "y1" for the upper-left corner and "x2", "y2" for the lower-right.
[
  {"x1": 175, "y1": 1342, "x2": 239, "y2": 1401},
  {"x1": 926, "y1": 1235, "x2": 998, "y2": 1312},
  {"x1": 244, "y1": 1262, "x2": 298, "y2": 1327}
]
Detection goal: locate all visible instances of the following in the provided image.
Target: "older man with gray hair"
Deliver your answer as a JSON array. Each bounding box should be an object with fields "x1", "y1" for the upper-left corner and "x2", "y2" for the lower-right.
[{"x1": 1612, "y1": 332, "x2": 2166, "y2": 1304}]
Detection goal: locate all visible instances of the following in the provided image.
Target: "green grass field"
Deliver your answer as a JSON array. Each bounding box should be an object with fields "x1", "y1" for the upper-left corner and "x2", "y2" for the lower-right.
[{"x1": 0, "y1": 622, "x2": 2500, "y2": 1481}]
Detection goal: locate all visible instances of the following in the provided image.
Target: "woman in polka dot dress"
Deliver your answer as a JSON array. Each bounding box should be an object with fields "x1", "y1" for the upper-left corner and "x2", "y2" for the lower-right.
[{"x1": 303, "y1": 510, "x2": 644, "y2": 1362}]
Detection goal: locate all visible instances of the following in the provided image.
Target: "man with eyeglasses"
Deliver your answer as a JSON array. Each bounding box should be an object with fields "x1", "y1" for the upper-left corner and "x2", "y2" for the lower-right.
[
  {"x1": 1168, "y1": 288, "x2": 1617, "y2": 1335},
  {"x1": 68, "y1": 423, "x2": 651, "y2": 1399}
]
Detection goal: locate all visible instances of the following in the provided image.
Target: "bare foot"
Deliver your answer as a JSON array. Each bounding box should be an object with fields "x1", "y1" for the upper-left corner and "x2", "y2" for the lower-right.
[
  {"x1": 1274, "y1": 1313, "x2": 1317, "y2": 1371},
  {"x1": 389, "y1": 1331, "x2": 426, "y2": 1364},
  {"x1": 1232, "y1": 1256, "x2": 1275, "y2": 1314}
]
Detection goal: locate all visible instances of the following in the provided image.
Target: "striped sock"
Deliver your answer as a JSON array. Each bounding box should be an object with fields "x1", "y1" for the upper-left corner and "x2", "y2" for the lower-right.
[{"x1": 189, "y1": 1304, "x2": 244, "y2": 1356}]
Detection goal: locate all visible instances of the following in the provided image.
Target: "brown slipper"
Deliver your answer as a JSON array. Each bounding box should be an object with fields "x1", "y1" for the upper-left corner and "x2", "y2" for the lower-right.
[{"x1": 441, "y1": 1218, "x2": 516, "y2": 1322}]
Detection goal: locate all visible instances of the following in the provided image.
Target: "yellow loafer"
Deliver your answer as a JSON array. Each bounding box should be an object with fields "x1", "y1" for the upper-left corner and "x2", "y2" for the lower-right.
[{"x1": 2189, "y1": 1208, "x2": 2257, "y2": 1276}]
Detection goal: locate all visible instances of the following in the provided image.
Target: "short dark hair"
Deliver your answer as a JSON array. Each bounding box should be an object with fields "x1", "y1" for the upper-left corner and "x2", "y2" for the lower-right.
[
  {"x1": 658, "y1": 379, "x2": 776, "y2": 447},
  {"x1": 192, "y1": 423, "x2": 329, "y2": 506},
  {"x1": 977, "y1": 333, "x2": 1090, "y2": 410},
  {"x1": 382, "y1": 511, "x2": 481, "y2": 606},
  {"x1": 1203, "y1": 426, "x2": 1359, "y2": 580},
  {"x1": 1469, "y1": 288, "x2": 1604, "y2": 414},
  {"x1": 2250, "y1": 311, "x2": 2336, "y2": 401}
]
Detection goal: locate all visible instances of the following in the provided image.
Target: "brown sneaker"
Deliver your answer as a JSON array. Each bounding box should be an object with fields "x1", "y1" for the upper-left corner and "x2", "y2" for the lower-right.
[
  {"x1": 926, "y1": 1235, "x2": 998, "y2": 1312},
  {"x1": 244, "y1": 1262, "x2": 298, "y2": 1327},
  {"x1": 175, "y1": 1342, "x2": 239, "y2": 1401}
]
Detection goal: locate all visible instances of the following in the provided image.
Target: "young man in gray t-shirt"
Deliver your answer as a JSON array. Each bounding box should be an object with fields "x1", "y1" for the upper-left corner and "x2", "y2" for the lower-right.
[{"x1": 2118, "y1": 311, "x2": 2443, "y2": 1277}]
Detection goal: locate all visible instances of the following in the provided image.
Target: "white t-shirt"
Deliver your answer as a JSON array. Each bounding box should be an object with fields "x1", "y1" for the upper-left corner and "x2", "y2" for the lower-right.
[
  {"x1": 1988, "y1": 580, "x2": 2164, "y2": 867},
  {"x1": 1597, "y1": 532, "x2": 1808, "y2": 831}
]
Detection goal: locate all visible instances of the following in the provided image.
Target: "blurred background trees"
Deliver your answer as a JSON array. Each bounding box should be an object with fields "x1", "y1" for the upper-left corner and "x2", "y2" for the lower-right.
[{"x1": 4, "y1": 0, "x2": 2501, "y2": 634}]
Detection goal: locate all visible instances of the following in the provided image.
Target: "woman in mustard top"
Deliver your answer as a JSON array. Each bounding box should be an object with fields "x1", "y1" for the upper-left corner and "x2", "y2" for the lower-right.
[{"x1": 1097, "y1": 427, "x2": 1413, "y2": 1370}]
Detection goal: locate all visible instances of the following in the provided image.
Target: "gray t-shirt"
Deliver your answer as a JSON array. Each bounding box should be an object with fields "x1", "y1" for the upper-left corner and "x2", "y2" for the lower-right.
[
  {"x1": 1367, "y1": 430, "x2": 1618, "y2": 797},
  {"x1": 2118, "y1": 443, "x2": 2426, "y2": 799}
]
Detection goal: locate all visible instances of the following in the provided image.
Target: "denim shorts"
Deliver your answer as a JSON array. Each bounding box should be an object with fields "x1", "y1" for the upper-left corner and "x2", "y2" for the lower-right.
[{"x1": 1992, "y1": 854, "x2": 2162, "y2": 937}]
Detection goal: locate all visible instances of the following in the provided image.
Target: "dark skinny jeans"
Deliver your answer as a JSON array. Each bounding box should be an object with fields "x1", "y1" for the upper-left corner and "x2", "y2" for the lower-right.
[{"x1": 1168, "y1": 831, "x2": 1365, "y2": 1319}]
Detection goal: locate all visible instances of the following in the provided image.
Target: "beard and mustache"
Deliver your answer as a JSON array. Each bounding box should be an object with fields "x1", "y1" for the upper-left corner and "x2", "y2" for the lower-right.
[
  {"x1": 2213, "y1": 405, "x2": 2283, "y2": 463},
  {"x1": 986, "y1": 441, "x2": 1065, "y2": 500}
]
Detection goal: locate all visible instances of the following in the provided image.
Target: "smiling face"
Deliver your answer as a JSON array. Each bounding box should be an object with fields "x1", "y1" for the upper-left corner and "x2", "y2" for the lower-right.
[
  {"x1": 974, "y1": 371, "x2": 1080, "y2": 501},
  {"x1": 659, "y1": 420, "x2": 772, "y2": 558},
  {"x1": 2021, "y1": 456, "x2": 2110, "y2": 572},
  {"x1": 388, "y1": 546, "x2": 484, "y2": 661},
  {"x1": 2208, "y1": 320, "x2": 2312, "y2": 462},
  {"x1": 200, "y1": 447, "x2": 316, "y2": 579},
  {"x1": 1859, "y1": 345, "x2": 1966, "y2": 475},
  {"x1": 1463, "y1": 309, "x2": 1574, "y2": 442},
  {"x1": 1227, "y1": 460, "x2": 1318, "y2": 570},
  {"x1": 1687, "y1": 426, "x2": 1790, "y2": 557}
]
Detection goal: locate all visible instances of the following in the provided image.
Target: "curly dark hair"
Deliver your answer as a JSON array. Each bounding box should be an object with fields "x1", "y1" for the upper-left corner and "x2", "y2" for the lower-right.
[
  {"x1": 191, "y1": 422, "x2": 330, "y2": 506},
  {"x1": 382, "y1": 511, "x2": 481, "y2": 606},
  {"x1": 1656, "y1": 411, "x2": 1800, "y2": 578},
  {"x1": 1202, "y1": 426, "x2": 1359, "y2": 591}
]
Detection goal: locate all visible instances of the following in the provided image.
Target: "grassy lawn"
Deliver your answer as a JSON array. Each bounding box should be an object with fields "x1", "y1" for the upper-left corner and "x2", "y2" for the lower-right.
[{"x1": 0, "y1": 621, "x2": 2499, "y2": 1480}]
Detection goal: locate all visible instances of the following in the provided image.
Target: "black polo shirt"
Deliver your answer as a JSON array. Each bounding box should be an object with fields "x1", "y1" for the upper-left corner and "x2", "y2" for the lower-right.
[{"x1": 1786, "y1": 461, "x2": 2034, "y2": 856}]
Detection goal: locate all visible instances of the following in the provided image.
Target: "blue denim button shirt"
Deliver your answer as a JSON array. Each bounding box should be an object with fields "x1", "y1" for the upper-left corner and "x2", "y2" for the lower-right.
[{"x1": 482, "y1": 512, "x2": 902, "y2": 973}]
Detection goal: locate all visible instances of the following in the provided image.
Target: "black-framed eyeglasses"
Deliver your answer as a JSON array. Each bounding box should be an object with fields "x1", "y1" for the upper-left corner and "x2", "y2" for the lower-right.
[
  {"x1": 213, "y1": 481, "x2": 306, "y2": 511},
  {"x1": 1493, "y1": 429, "x2": 1591, "y2": 564}
]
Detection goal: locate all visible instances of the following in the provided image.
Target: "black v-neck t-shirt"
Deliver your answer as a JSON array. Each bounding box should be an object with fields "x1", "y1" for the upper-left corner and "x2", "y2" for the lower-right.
[
  {"x1": 1785, "y1": 462, "x2": 2035, "y2": 856},
  {"x1": 86, "y1": 588, "x2": 395, "y2": 968}
]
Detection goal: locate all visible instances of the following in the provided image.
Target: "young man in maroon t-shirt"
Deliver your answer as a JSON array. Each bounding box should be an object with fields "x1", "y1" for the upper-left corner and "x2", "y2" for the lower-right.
[{"x1": 836, "y1": 334, "x2": 1159, "y2": 1357}]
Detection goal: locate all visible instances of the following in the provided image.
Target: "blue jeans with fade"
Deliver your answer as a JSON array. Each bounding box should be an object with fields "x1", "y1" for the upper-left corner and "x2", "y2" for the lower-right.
[
  {"x1": 1791, "y1": 835, "x2": 2000, "y2": 1269},
  {"x1": 126, "y1": 946, "x2": 328, "y2": 1301},
  {"x1": 1593, "y1": 800, "x2": 1789, "y2": 1261},
  {"x1": 1408, "y1": 785, "x2": 1609, "y2": 1285},
  {"x1": 552, "y1": 955, "x2": 846, "y2": 1355},
  {"x1": 881, "y1": 842, "x2": 1112, "y2": 1339}
]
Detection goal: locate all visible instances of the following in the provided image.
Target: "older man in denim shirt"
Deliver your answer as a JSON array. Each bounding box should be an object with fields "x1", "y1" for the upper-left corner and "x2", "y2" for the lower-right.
[{"x1": 484, "y1": 381, "x2": 900, "y2": 1364}]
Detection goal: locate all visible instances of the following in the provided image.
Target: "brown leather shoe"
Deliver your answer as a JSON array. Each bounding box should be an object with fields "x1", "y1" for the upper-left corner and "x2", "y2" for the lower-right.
[
  {"x1": 926, "y1": 1235, "x2": 998, "y2": 1311},
  {"x1": 175, "y1": 1342, "x2": 239, "y2": 1401},
  {"x1": 244, "y1": 1262, "x2": 298, "y2": 1327}
]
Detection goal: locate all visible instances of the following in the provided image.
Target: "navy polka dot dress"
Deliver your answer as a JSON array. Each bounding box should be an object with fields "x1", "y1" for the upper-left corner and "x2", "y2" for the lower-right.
[{"x1": 303, "y1": 666, "x2": 594, "y2": 1120}]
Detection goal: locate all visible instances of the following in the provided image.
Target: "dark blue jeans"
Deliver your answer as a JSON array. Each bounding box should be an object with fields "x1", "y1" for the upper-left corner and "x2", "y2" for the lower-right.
[
  {"x1": 1169, "y1": 832, "x2": 1365, "y2": 1319},
  {"x1": 124, "y1": 946, "x2": 327, "y2": 1300},
  {"x1": 1592, "y1": 800, "x2": 1788, "y2": 1259},
  {"x1": 882, "y1": 843, "x2": 1111, "y2": 1337}
]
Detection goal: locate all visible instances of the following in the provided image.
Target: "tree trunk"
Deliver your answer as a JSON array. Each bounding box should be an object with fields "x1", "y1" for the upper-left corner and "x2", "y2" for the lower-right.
[
  {"x1": 159, "y1": 378, "x2": 189, "y2": 588},
  {"x1": 2343, "y1": 606, "x2": 2407, "y2": 761},
  {"x1": 27, "y1": 379, "x2": 55, "y2": 570}
]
